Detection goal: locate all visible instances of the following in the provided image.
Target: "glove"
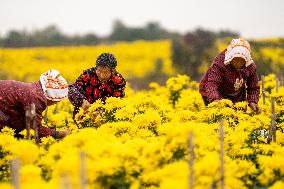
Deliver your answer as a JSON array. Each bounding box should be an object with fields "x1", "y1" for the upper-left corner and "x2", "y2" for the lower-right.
[
  {"x1": 249, "y1": 102, "x2": 261, "y2": 114},
  {"x1": 55, "y1": 130, "x2": 71, "y2": 139}
]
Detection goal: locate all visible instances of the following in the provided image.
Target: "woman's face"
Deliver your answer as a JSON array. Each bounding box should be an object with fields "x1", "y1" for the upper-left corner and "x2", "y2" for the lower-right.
[
  {"x1": 231, "y1": 57, "x2": 246, "y2": 69},
  {"x1": 96, "y1": 66, "x2": 112, "y2": 82}
]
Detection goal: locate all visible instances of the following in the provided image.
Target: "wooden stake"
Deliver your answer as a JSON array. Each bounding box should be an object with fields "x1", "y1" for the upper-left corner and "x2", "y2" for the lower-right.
[
  {"x1": 261, "y1": 75, "x2": 266, "y2": 105},
  {"x1": 271, "y1": 97, "x2": 276, "y2": 143},
  {"x1": 188, "y1": 132, "x2": 194, "y2": 189},
  {"x1": 219, "y1": 118, "x2": 225, "y2": 189},
  {"x1": 80, "y1": 151, "x2": 87, "y2": 189},
  {"x1": 10, "y1": 159, "x2": 20, "y2": 189},
  {"x1": 60, "y1": 174, "x2": 72, "y2": 189},
  {"x1": 267, "y1": 97, "x2": 276, "y2": 144}
]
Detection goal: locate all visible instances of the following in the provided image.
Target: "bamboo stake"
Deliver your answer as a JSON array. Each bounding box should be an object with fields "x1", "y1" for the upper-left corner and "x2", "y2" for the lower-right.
[
  {"x1": 188, "y1": 132, "x2": 194, "y2": 189},
  {"x1": 10, "y1": 159, "x2": 20, "y2": 189},
  {"x1": 261, "y1": 75, "x2": 266, "y2": 105},
  {"x1": 60, "y1": 174, "x2": 72, "y2": 189},
  {"x1": 219, "y1": 118, "x2": 225, "y2": 189},
  {"x1": 80, "y1": 151, "x2": 87, "y2": 189},
  {"x1": 267, "y1": 97, "x2": 276, "y2": 144},
  {"x1": 271, "y1": 97, "x2": 276, "y2": 142},
  {"x1": 276, "y1": 77, "x2": 279, "y2": 93}
]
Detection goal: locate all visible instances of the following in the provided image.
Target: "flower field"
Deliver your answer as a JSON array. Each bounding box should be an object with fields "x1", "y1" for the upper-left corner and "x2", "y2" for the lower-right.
[
  {"x1": 1, "y1": 40, "x2": 284, "y2": 189},
  {"x1": 0, "y1": 40, "x2": 174, "y2": 83},
  {"x1": 0, "y1": 74, "x2": 284, "y2": 189}
]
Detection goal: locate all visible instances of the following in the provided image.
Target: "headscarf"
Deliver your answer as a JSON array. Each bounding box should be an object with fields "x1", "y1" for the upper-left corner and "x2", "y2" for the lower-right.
[
  {"x1": 224, "y1": 38, "x2": 253, "y2": 67},
  {"x1": 39, "y1": 69, "x2": 68, "y2": 101}
]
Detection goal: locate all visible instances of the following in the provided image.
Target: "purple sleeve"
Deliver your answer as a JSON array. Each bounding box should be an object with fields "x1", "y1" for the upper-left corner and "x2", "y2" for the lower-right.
[
  {"x1": 68, "y1": 70, "x2": 91, "y2": 107},
  {"x1": 68, "y1": 83, "x2": 85, "y2": 107}
]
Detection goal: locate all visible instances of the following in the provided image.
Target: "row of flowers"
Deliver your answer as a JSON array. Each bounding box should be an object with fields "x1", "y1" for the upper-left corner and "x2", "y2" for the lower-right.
[{"x1": 0, "y1": 74, "x2": 284, "y2": 189}]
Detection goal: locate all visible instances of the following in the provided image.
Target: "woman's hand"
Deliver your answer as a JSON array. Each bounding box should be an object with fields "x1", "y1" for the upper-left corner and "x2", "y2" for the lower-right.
[
  {"x1": 55, "y1": 130, "x2": 71, "y2": 139},
  {"x1": 82, "y1": 99, "x2": 91, "y2": 110},
  {"x1": 249, "y1": 102, "x2": 261, "y2": 114}
]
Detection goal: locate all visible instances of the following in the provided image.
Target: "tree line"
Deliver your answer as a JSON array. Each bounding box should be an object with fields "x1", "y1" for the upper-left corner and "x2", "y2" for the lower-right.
[{"x1": 0, "y1": 20, "x2": 238, "y2": 48}]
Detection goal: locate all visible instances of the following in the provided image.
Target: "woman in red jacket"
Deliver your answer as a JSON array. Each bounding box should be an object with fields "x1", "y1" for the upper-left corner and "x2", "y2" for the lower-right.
[
  {"x1": 199, "y1": 38, "x2": 261, "y2": 114},
  {"x1": 68, "y1": 53, "x2": 126, "y2": 118}
]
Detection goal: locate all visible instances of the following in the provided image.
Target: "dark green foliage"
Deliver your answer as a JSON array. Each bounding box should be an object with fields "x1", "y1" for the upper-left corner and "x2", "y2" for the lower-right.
[{"x1": 98, "y1": 170, "x2": 131, "y2": 189}]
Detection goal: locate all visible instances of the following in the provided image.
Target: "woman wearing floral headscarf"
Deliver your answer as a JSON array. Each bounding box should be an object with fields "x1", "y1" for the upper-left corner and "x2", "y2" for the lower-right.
[
  {"x1": 199, "y1": 38, "x2": 261, "y2": 114},
  {"x1": 0, "y1": 69, "x2": 71, "y2": 138},
  {"x1": 68, "y1": 53, "x2": 126, "y2": 118}
]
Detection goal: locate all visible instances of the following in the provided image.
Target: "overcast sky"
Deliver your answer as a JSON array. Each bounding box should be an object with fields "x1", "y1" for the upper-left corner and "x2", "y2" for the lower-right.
[{"x1": 0, "y1": 0, "x2": 283, "y2": 38}]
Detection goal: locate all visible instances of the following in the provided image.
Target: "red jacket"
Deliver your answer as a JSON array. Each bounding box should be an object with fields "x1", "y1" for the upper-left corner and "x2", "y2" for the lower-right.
[
  {"x1": 199, "y1": 50, "x2": 260, "y2": 103},
  {"x1": 68, "y1": 67, "x2": 126, "y2": 116},
  {"x1": 0, "y1": 80, "x2": 56, "y2": 137}
]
